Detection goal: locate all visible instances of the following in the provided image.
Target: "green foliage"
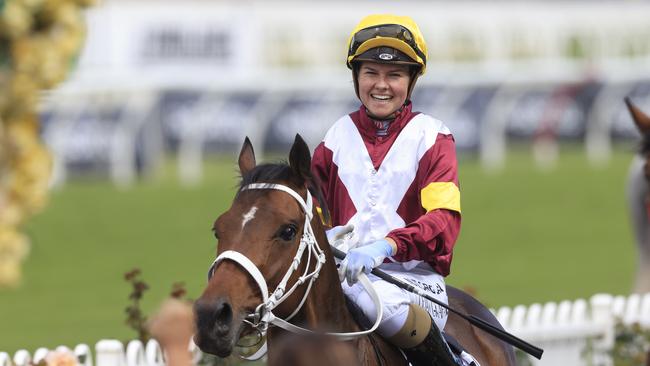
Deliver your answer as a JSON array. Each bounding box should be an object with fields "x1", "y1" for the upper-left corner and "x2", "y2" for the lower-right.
[
  {"x1": 448, "y1": 145, "x2": 635, "y2": 307},
  {"x1": 515, "y1": 349, "x2": 534, "y2": 366},
  {"x1": 610, "y1": 322, "x2": 650, "y2": 365},
  {"x1": 583, "y1": 320, "x2": 650, "y2": 366},
  {"x1": 124, "y1": 268, "x2": 150, "y2": 343},
  {"x1": 123, "y1": 268, "x2": 192, "y2": 344}
]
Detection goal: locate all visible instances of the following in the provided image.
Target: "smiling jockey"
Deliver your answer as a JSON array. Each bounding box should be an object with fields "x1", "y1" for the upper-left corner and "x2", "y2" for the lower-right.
[{"x1": 311, "y1": 14, "x2": 477, "y2": 366}]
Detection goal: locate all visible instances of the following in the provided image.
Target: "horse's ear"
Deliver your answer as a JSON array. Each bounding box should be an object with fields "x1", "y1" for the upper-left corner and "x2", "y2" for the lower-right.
[
  {"x1": 238, "y1": 137, "x2": 256, "y2": 175},
  {"x1": 626, "y1": 97, "x2": 650, "y2": 135},
  {"x1": 289, "y1": 134, "x2": 312, "y2": 182}
]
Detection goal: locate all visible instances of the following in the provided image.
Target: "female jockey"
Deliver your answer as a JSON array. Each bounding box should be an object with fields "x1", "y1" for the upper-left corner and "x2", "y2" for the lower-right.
[{"x1": 311, "y1": 14, "x2": 468, "y2": 366}]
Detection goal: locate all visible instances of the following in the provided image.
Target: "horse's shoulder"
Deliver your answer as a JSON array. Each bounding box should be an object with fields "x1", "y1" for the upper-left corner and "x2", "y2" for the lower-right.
[{"x1": 344, "y1": 296, "x2": 406, "y2": 365}]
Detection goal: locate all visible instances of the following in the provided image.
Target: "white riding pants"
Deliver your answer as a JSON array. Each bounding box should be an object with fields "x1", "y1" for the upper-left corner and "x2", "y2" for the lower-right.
[{"x1": 342, "y1": 262, "x2": 449, "y2": 337}]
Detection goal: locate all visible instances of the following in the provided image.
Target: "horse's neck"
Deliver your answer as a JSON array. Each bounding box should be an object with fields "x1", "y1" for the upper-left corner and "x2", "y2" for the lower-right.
[
  {"x1": 268, "y1": 242, "x2": 400, "y2": 366},
  {"x1": 302, "y1": 249, "x2": 360, "y2": 331}
]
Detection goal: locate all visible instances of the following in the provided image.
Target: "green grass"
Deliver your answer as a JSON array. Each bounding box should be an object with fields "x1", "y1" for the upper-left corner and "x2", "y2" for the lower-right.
[
  {"x1": 0, "y1": 146, "x2": 639, "y2": 353},
  {"x1": 449, "y1": 145, "x2": 636, "y2": 308}
]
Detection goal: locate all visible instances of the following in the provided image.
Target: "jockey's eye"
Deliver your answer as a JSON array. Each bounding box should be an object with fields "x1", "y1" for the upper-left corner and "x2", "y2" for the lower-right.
[{"x1": 278, "y1": 224, "x2": 298, "y2": 241}]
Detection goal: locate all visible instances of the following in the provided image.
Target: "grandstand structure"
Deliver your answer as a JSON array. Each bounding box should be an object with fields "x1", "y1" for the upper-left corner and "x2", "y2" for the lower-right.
[{"x1": 42, "y1": 0, "x2": 650, "y2": 186}]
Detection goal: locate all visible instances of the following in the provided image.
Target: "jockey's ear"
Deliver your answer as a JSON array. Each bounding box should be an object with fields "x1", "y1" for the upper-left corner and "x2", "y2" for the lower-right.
[
  {"x1": 626, "y1": 97, "x2": 650, "y2": 134},
  {"x1": 289, "y1": 134, "x2": 312, "y2": 183},
  {"x1": 238, "y1": 136, "x2": 256, "y2": 175}
]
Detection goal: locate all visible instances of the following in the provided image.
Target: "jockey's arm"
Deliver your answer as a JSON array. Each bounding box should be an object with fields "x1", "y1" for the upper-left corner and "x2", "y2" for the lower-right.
[{"x1": 387, "y1": 134, "x2": 461, "y2": 277}]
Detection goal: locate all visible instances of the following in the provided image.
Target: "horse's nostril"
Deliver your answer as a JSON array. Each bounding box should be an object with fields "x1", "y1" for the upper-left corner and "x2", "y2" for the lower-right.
[
  {"x1": 195, "y1": 297, "x2": 234, "y2": 335},
  {"x1": 215, "y1": 301, "x2": 233, "y2": 328}
]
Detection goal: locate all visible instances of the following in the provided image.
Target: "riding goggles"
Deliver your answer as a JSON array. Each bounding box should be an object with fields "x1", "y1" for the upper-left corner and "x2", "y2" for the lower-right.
[{"x1": 348, "y1": 24, "x2": 427, "y2": 68}]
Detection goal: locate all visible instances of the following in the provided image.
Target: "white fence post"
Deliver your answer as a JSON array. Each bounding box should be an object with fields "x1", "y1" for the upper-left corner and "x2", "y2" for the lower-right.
[
  {"x1": 95, "y1": 340, "x2": 125, "y2": 366},
  {"x1": 188, "y1": 339, "x2": 203, "y2": 365},
  {"x1": 74, "y1": 344, "x2": 93, "y2": 366},
  {"x1": 12, "y1": 350, "x2": 31, "y2": 366},
  {"x1": 145, "y1": 339, "x2": 164, "y2": 366},
  {"x1": 590, "y1": 293, "x2": 614, "y2": 366},
  {"x1": 0, "y1": 352, "x2": 11, "y2": 366},
  {"x1": 641, "y1": 293, "x2": 650, "y2": 327},
  {"x1": 125, "y1": 340, "x2": 146, "y2": 366},
  {"x1": 32, "y1": 348, "x2": 49, "y2": 364}
]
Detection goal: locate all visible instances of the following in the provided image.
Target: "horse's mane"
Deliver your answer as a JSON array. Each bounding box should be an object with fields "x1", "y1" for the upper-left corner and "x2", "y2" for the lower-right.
[{"x1": 239, "y1": 161, "x2": 331, "y2": 224}]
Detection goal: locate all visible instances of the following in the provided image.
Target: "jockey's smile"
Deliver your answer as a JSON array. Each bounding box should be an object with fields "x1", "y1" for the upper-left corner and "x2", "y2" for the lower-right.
[{"x1": 357, "y1": 62, "x2": 411, "y2": 120}]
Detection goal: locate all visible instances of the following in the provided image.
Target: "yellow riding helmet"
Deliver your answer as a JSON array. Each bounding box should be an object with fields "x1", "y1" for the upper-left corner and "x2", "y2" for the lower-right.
[{"x1": 347, "y1": 14, "x2": 428, "y2": 75}]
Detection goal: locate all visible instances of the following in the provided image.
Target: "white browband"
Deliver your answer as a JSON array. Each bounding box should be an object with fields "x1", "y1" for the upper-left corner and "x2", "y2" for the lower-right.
[{"x1": 208, "y1": 183, "x2": 383, "y2": 360}]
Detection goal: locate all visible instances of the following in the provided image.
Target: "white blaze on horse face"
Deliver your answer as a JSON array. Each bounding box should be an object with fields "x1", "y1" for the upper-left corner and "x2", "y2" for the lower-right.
[{"x1": 241, "y1": 206, "x2": 258, "y2": 229}]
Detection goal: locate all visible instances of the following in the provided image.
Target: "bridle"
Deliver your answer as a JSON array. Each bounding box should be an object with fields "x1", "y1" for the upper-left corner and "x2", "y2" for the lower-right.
[{"x1": 206, "y1": 182, "x2": 383, "y2": 360}]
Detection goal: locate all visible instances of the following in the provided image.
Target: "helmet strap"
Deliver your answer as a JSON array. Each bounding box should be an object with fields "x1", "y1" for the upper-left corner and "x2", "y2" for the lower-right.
[
  {"x1": 352, "y1": 63, "x2": 361, "y2": 99},
  {"x1": 406, "y1": 67, "x2": 421, "y2": 100}
]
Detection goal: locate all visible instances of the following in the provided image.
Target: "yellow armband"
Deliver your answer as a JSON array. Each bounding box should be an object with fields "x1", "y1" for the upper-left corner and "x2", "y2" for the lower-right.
[{"x1": 420, "y1": 182, "x2": 461, "y2": 213}]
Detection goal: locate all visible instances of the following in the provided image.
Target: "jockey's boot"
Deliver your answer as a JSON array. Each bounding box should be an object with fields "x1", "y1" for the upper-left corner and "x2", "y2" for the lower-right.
[
  {"x1": 388, "y1": 304, "x2": 461, "y2": 366},
  {"x1": 402, "y1": 317, "x2": 460, "y2": 366}
]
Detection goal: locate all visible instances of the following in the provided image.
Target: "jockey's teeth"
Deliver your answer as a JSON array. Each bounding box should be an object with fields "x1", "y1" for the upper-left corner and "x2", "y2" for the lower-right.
[{"x1": 372, "y1": 94, "x2": 392, "y2": 101}]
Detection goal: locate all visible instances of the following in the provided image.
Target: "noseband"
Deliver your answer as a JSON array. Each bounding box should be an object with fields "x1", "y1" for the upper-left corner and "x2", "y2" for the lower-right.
[{"x1": 207, "y1": 183, "x2": 383, "y2": 360}]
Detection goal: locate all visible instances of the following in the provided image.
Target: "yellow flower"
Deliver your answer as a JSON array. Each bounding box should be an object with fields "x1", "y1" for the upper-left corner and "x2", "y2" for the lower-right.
[{"x1": 0, "y1": 258, "x2": 21, "y2": 287}]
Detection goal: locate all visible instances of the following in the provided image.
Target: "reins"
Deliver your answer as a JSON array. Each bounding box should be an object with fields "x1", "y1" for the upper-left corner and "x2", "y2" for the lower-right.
[{"x1": 207, "y1": 183, "x2": 384, "y2": 360}]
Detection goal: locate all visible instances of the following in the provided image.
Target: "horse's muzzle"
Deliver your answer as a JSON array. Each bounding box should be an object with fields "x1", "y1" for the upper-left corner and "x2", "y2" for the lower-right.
[{"x1": 193, "y1": 297, "x2": 242, "y2": 357}]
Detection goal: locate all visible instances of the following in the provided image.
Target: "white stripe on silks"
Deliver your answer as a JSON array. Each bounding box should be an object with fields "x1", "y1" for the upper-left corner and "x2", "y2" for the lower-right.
[{"x1": 324, "y1": 113, "x2": 450, "y2": 270}]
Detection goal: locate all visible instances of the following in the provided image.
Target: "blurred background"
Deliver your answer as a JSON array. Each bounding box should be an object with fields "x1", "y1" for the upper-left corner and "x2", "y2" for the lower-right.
[{"x1": 1, "y1": 0, "x2": 650, "y2": 360}]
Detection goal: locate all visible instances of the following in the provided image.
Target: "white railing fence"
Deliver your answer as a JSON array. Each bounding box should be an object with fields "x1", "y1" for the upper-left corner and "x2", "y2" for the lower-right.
[
  {"x1": 0, "y1": 339, "x2": 202, "y2": 366},
  {"x1": 2, "y1": 292, "x2": 649, "y2": 366},
  {"x1": 496, "y1": 292, "x2": 650, "y2": 366}
]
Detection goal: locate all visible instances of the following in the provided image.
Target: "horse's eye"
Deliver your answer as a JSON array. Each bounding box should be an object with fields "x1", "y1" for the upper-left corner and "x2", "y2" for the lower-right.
[{"x1": 279, "y1": 225, "x2": 297, "y2": 241}]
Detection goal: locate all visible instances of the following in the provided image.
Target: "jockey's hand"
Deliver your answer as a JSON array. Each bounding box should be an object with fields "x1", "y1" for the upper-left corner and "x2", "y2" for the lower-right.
[
  {"x1": 338, "y1": 238, "x2": 396, "y2": 286},
  {"x1": 326, "y1": 224, "x2": 359, "y2": 252}
]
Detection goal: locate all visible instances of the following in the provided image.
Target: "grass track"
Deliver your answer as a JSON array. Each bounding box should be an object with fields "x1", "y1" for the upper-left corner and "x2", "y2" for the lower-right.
[{"x1": 0, "y1": 146, "x2": 638, "y2": 352}]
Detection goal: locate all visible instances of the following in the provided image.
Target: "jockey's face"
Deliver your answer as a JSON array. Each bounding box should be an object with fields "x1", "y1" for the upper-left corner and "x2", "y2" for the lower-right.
[{"x1": 357, "y1": 61, "x2": 411, "y2": 119}]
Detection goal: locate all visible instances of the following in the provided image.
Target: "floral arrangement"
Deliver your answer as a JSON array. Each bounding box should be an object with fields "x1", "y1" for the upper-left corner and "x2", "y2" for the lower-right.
[
  {"x1": 31, "y1": 349, "x2": 80, "y2": 366},
  {"x1": 0, "y1": 0, "x2": 94, "y2": 287}
]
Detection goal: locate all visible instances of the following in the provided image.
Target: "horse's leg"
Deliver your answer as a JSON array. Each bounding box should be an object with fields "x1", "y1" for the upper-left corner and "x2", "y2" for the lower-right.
[{"x1": 444, "y1": 286, "x2": 517, "y2": 366}]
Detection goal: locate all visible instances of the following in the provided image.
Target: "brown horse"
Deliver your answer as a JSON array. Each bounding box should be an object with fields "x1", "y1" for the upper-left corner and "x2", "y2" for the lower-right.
[
  {"x1": 625, "y1": 97, "x2": 650, "y2": 294},
  {"x1": 194, "y1": 135, "x2": 517, "y2": 365}
]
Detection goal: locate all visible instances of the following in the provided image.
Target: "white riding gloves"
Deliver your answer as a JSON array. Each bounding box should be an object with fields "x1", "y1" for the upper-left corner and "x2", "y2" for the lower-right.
[
  {"x1": 338, "y1": 238, "x2": 394, "y2": 286},
  {"x1": 325, "y1": 224, "x2": 360, "y2": 253}
]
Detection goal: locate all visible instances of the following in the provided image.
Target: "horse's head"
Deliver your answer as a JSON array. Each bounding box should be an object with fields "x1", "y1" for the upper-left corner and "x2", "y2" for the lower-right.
[
  {"x1": 626, "y1": 97, "x2": 650, "y2": 180},
  {"x1": 194, "y1": 134, "x2": 329, "y2": 358}
]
